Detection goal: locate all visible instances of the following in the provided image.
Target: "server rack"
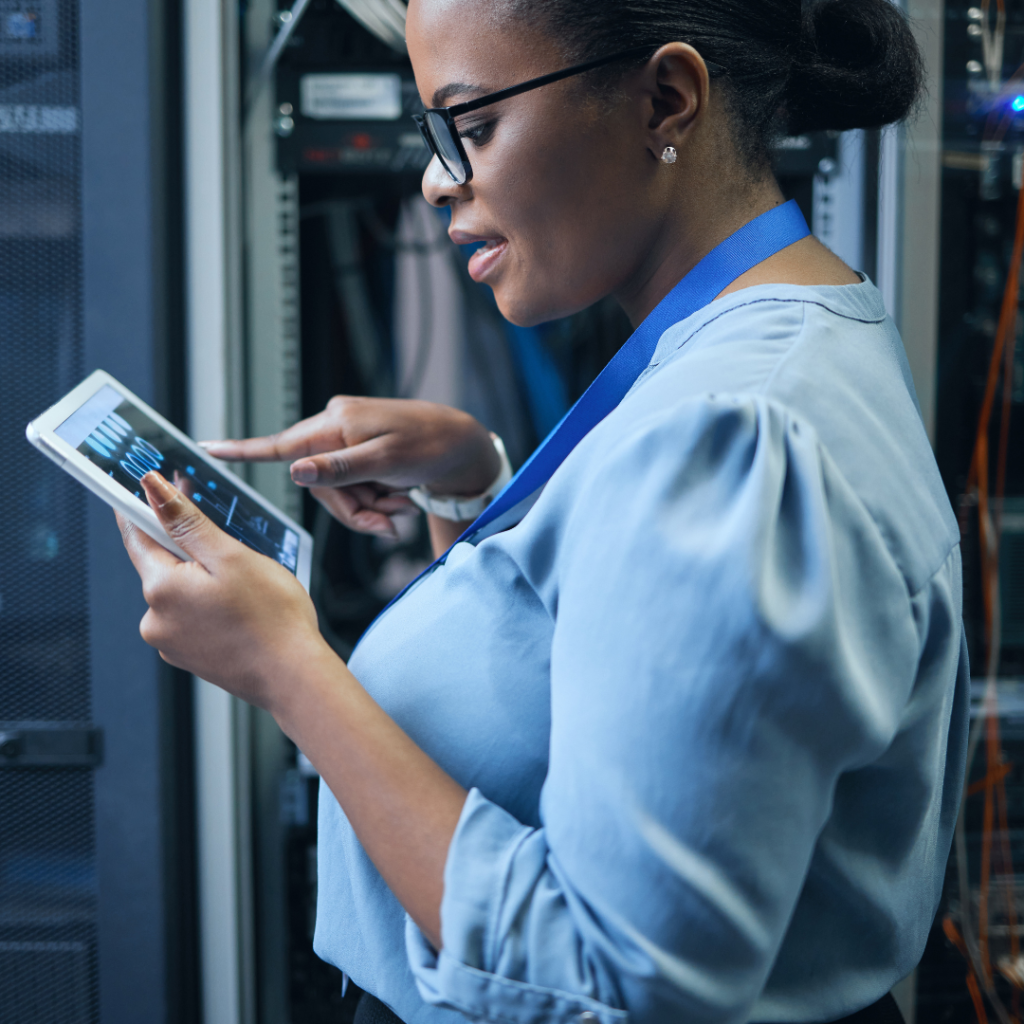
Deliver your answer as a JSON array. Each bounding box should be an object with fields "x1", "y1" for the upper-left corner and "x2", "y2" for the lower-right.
[
  {"x1": 914, "y1": 0, "x2": 1024, "y2": 1020},
  {"x1": 0, "y1": 0, "x2": 198, "y2": 1022}
]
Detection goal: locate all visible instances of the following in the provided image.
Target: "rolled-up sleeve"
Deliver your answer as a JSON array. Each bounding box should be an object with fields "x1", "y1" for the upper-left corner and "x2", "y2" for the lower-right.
[{"x1": 406, "y1": 395, "x2": 941, "y2": 1024}]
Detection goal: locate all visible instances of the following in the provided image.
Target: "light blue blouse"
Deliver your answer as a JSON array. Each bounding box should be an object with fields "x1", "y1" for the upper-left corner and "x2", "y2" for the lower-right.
[{"x1": 314, "y1": 280, "x2": 970, "y2": 1024}]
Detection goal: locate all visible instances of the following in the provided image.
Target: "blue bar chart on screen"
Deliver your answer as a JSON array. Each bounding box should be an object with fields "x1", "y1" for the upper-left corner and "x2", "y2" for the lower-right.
[{"x1": 53, "y1": 385, "x2": 301, "y2": 573}]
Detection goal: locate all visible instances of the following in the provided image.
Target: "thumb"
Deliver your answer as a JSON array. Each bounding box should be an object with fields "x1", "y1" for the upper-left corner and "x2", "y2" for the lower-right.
[{"x1": 141, "y1": 471, "x2": 228, "y2": 566}]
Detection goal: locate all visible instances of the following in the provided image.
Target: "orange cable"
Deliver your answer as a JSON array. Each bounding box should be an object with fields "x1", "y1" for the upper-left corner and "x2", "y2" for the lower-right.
[
  {"x1": 992, "y1": 138, "x2": 1022, "y2": 1024},
  {"x1": 975, "y1": 303, "x2": 1022, "y2": 983},
  {"x1": 996, "y1": 298, "x2": 1018, "y2": 530},
  {"x1": 950, "y1": 40, "x2": 1023, "y2": 1018},
  {"x1": 970, "y1": 761, "x2": 1013, "y2": 796},
  {"x1": 966, "y1": 163, "x2": 1024, "y2": 652},
  {"x1": 972, "y1": 970, "x2": 994, "y2": 1024},
  {"x1": 967, "y1": 61, "x2": 1024, "y2": 529},
  {"x1": 962, "y1": 107, "x2": 1024, "y2": 1024},
  {"x1": 947, "y1": 916, "x2": 994, "y2": 1024}
]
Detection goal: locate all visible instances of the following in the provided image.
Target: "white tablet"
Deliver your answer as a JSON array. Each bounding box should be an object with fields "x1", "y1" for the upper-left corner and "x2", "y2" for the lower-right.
[{"x1": 26, "y1": 369, "x2": 313, "y2": 590}]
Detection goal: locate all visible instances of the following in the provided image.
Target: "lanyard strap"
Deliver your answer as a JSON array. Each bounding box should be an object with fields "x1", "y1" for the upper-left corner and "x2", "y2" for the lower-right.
[
  {"x1": 363, "y1": 200, "x2": 810, "y2": 637},
  {"x1": 463, "y1": 199, "x2": 810, "y2": 542}
]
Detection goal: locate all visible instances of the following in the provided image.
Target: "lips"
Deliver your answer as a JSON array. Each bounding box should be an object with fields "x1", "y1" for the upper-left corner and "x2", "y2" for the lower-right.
[{"x1": 450, "y1": 227, "x2": 509, "y2": 283}]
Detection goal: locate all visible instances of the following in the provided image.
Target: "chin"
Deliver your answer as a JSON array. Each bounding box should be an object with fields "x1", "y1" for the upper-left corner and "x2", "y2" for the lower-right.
[{"x1": 491, "y1": 281, "x2": 584, "y2": 329}]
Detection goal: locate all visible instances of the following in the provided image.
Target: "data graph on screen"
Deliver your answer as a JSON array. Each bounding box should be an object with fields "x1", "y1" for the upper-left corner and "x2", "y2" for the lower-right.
[{"x1": 56, "y1": 387, "x2": 300, "y2": 573}]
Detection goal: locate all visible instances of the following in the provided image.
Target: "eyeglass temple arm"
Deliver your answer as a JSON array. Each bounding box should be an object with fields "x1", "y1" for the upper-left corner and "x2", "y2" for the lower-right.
[{"x1": 437, "y1": 45, "x2": 657, "y2": 118}]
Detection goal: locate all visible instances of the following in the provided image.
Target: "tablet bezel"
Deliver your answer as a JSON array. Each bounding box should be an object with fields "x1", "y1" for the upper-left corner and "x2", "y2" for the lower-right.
[{"x1": 26, "y1": 369, "x2": 314, "y2": 591}]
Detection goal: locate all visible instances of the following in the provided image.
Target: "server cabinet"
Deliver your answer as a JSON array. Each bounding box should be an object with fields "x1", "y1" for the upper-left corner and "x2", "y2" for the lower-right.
[
  {"x1": 0, "y1": 2, "x2": 96, "y2": 1018},
  {"x1": 0, "y1": 0, "x2": 197, "y2": 1021},
  {"x1": 915, "y1": 0, "x2": 1024, "y2": 1021}
]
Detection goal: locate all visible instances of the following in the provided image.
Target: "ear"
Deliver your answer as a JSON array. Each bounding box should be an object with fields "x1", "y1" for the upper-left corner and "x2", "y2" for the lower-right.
[{"x1": 639, "y1": 43, "x2": 711, "y2": 160}]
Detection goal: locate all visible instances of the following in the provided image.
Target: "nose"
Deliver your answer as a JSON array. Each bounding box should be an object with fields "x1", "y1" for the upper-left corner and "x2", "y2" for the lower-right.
[{"x1": 422, "y1": 155, "x2": 469, "y2": 208}]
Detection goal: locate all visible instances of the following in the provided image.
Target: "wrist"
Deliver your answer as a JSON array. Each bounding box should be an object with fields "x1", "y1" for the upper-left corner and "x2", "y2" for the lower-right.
[
  {"x1": 409, "y1": 435, "x2": 512, "y2": 522},
  {"x1": 263, "y1": 634, "x2": 342, "y2": 732},
  {"x1": 425, "y1": 424, "x2": 502, "y2": 497}
]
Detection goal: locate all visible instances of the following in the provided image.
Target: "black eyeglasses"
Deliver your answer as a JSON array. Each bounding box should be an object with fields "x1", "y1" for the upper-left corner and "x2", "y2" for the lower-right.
[{"x1": 413, "y1": 45, "x2": 726, "y2": 185}]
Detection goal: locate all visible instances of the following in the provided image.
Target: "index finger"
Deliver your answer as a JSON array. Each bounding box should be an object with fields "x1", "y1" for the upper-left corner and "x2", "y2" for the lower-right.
[{"x1": 200, "y1": 408, "x2": 345, "y2": 463}]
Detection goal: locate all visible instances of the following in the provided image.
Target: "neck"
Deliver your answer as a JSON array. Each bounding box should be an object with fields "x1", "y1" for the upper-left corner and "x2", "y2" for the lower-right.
[{"x1": 614, "y1": 176, "x2": 787, "y2": 328}]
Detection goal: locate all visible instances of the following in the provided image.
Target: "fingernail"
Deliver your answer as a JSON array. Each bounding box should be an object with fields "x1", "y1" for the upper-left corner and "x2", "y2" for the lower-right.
[
  {"x1": 142, "y1": 471, "x2": 177, "y2": 506},
  {"x1": 291, "y1": 462, "x2": 318, "y2": 485},
  {"x1": 197, "y1": 441, "x2": 220, "y2": 450}
]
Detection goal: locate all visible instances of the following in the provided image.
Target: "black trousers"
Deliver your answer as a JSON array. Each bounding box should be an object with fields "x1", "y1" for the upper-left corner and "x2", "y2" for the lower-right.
[{"x1": 354, "y1": 991, "x2": 905, "y2": 1024}]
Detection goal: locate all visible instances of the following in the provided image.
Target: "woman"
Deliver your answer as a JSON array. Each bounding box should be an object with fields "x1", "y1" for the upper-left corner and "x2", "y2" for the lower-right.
[{"x1": 119, "y1": 1, "x2": 969, "y2": 1022}]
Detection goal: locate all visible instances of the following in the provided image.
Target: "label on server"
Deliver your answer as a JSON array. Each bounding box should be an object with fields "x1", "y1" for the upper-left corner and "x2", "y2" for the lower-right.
[{"x1": 300, "y1": 73, "x2": 403, "y2": 121}]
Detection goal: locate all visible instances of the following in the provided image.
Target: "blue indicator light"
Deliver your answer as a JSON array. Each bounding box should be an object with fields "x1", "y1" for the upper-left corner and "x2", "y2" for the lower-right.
[
  {"x1": 1012, "y1": 95, "x2": 1024, "y2": 112},
  {"x1": 186, "y1": 465, "x2": 195, "y2": 475},
  {"x1": 208, "y1": 481, "x2": 217, "y2": 490},
  {"x1": 194, "y1": 494, "x2": 202, "y2": 503}
]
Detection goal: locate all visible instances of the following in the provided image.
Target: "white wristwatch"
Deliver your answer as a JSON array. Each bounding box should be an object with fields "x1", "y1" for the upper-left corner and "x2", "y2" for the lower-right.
[{"x1": 408, "y1": 435, "x2": 513, "y2": 522}]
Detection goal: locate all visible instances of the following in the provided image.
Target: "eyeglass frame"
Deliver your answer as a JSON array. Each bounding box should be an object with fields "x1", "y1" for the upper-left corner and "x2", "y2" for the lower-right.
[{"x1": 412, "y1": 44, "x2": 727, "y2": 185}]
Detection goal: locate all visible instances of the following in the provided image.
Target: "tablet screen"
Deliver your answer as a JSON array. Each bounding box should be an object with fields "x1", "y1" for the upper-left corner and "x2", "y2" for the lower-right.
[{"x1": 55, "y1": 385, "x2": 301, "y2": 573}]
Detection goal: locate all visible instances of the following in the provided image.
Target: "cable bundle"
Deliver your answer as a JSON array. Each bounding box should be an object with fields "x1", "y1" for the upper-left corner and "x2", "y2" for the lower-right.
[
  {"x1": 335, "y1": 0, "x2": 409, "y2": 54},
  {"x1": 949, "y1": 34, "x2": 1024, "y2": 1019}
]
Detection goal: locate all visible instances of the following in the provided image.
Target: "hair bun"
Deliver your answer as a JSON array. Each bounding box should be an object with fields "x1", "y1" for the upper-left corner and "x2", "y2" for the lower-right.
[{"x1": 783, "y1": 0, "x2": 924, "y2": 134}]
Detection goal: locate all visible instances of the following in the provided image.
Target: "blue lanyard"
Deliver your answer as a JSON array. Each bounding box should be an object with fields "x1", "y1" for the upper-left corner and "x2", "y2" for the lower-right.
[{"x1": 362, "y1": 200, "x2": 810, "y2": 639}]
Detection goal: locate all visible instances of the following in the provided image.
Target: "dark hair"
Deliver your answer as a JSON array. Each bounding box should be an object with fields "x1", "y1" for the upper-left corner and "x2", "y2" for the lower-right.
[{"x1": 501, "y1": 0, "x2": 924, "y2": 170}]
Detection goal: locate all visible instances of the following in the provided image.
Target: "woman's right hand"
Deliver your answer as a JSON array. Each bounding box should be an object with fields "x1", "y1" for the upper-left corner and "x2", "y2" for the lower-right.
[{"x1": 202, "y1": 396, "x2": 500, "y2": 538}]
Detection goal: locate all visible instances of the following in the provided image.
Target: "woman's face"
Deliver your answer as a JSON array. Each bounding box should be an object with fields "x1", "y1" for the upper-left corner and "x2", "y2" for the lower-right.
[{"x1": 406, "y1": 0, "x2": 666, "y2": 327}]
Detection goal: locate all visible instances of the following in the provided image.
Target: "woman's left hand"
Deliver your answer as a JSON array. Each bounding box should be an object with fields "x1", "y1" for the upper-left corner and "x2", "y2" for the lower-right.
[{"x1": 116, "y1": 471, "x2": 330, "y2": 714}]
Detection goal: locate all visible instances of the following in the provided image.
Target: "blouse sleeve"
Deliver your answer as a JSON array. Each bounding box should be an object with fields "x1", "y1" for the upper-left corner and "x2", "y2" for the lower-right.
[{"x1": 405, "y1": 395, "x2": 933, "y2": 1024}]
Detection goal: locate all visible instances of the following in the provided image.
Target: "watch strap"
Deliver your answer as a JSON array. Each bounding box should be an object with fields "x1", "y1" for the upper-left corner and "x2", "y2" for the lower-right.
[{"x1": 408, "y1": 435, "x2": 512, "y2": 522}]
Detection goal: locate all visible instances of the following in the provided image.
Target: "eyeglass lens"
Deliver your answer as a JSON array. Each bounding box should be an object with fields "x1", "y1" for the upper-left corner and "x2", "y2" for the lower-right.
[{"x1": 424, "y1": 111, "x2": 468, "y2": 184}]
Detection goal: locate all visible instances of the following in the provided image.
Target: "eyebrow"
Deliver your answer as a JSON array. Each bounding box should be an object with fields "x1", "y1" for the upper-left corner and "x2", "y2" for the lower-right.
[{"x1": 431, "y1": 82, "x2": 486, "y2": 107}]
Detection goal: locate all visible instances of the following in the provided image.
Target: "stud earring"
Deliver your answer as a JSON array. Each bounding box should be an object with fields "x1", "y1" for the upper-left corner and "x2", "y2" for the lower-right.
[{"x1": 661, "y1": 146, "x2": 677, "y2": 165}]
